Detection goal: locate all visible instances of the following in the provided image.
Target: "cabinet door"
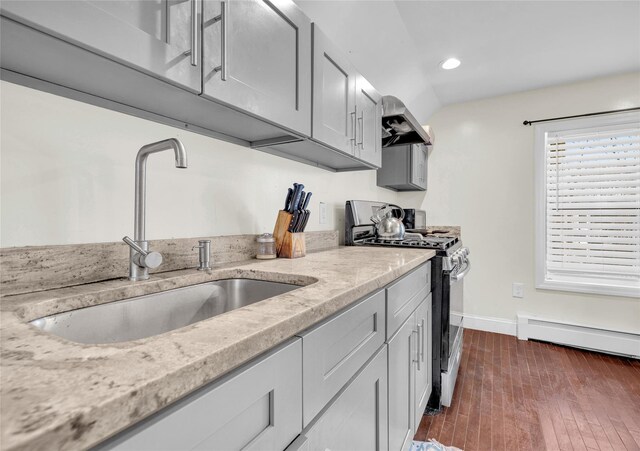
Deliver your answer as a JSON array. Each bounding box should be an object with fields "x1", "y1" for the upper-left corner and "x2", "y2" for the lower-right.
[
  {"x1": 298, "y1": 346, "x2": 388, "y2": 451},
  {"x1": 1, "y1": 0, "x2": 201, "y2": 92},
  {"x1": 410, "y1": 144, "x2": 428, "y2": 190},
  {"x1": 355, "y1": 75, "x2": 382, "y2": 168},
  {"x1": 202, "y1": 0, "x2": 311, "y2": 136},
  {"x1": 312, "y1": 25, "x2": 357, "y2": 156},
  {"x1": 298, "y1": 290, "x2": 386, "y2": 427},
  {"x1": 413, "y1": 296, "x2": 432, "y2": 430},
  {"x1": 96, "y1": 339, "x2": 302, "y2": 451},
  {"x1": 388, "y1": 315, "x2": 416, "y2": 451}
]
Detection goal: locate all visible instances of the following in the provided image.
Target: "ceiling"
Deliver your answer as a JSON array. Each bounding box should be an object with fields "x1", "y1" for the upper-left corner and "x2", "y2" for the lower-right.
[{"x1": 294, "y1": 0, "x2": 640, "y2": 123}]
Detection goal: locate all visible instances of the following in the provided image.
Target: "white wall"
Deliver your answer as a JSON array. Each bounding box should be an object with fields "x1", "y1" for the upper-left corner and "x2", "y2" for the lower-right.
[
  {"x1": 0, "y1": 80, "x2": 401, "y2": 247},
  {"x1": 398, "y1": 72, "x2": 640, "y2": 334}
]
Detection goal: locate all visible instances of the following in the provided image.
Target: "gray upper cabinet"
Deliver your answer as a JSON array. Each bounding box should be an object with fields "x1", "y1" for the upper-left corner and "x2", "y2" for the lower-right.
[
  {"x1": 411, "y1": 144, "x2": 428, "y2": 190},
  {"x1": 311, "y1": 25, "x2": 357, "y2": 156},
  {"x1": 202, "y1": 0, "x2": 311, "y2": 136},
  {"x1": 377, "y1": 143, "x2": 428, "y2": 191},
  {"x1": 355, "y1": 75, "x2": 383, "y2": 167},
  {"x1": 1, "y1": 0, "x2": 201, "y2": 93}
]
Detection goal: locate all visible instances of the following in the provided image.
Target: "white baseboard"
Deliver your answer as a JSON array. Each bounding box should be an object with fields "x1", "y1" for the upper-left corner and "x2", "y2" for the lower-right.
[
  {"x1": 517, "y1": 314, "x2": 640, "y2": 358},
  {"x1": 463, "y1": 314, "x2": 517, "y2": 336}
]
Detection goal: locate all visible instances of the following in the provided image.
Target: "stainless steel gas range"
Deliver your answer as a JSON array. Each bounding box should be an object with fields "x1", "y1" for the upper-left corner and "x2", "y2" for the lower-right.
[{"x1": 345, "y1": 200, "x2": 470, "y2": 411}]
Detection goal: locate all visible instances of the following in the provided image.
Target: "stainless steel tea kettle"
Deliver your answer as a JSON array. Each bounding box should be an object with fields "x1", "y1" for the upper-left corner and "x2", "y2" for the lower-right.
[{"x1": 370, "y1": 204, "x2": 406, "y2": 240}]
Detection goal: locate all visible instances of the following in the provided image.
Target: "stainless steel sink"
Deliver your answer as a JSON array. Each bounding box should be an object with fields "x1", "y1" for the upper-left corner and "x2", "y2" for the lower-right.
[{"x1": 30, "y1": 279, "x2": 299, "y2": 344}]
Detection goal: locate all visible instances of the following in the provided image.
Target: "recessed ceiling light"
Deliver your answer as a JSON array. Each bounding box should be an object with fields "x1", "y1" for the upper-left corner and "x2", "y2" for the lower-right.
[{"x1": 440, "y1": 58, "x2": 461, "y2": 70}]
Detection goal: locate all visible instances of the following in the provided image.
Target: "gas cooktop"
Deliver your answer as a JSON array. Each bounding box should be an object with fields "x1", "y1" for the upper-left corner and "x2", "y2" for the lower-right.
[{"x1": 359, "y1": 236, "x2": 458, "y2": 251}]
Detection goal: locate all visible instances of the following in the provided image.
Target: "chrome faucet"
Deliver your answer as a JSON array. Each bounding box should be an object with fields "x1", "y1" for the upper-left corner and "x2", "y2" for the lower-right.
[{"x1": 123, "y1": 138, "x2": 188, "y2": 281}]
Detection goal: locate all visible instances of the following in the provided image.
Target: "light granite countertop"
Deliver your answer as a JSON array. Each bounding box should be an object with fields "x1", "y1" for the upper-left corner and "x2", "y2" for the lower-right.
[{"x1": 0, "y1": 246, "x2": 434, "y2": 451}]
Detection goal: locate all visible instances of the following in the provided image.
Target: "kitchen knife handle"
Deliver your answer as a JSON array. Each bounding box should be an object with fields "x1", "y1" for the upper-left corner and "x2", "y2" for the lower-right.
[
  {"x1": 302, "y1": 192, "x2": 312, "y2": 210},
  {"x1": 290, "y1": 184, "x2": 304, "y2": 214},
  {"x1": 284, "y1": 187, "x2": 293, "y2": 211},
  {"x1": 190, "y1": 0, "x2": 200, "y2": 66},
  {"x1": 301, "y1": 211, "x2": 310, "y2": 231},
  {"x1": 212, "y1": 1, "x2": 227, "y2": 80},
  {"x1": 287, "y1": 211, "x2": 299, "y2": 233}
]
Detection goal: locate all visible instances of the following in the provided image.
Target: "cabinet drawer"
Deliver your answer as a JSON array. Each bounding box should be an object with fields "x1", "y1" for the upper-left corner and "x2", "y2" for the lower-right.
[
  {"x1": 287, "y1": 346, "x2": 388, "y2": 451},
  {"x1": 386, "y1": 262, "x2": 430, "y2": 339},
  {"x1": 95, "y1": 338, "x2": 302, "y2": 451},
  {"x1": 298, "y1": 290, "x2": 385, "y2": 427}
]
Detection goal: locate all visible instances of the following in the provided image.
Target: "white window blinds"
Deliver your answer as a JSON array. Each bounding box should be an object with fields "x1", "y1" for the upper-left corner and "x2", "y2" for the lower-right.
[{"x1": 536, "y1": 113, "x2": 640, "y2": 297}]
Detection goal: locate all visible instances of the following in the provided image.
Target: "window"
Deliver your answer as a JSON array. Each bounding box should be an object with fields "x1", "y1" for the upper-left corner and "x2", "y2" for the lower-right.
[{"x1": 535, "y1": 112, "x2": 640, "y2": 298}]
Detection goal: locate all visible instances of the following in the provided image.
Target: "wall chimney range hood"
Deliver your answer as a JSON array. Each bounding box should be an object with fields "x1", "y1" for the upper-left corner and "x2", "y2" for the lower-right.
[{"x1": 382, "y1": 96, "x2": 434, "y2": 148}]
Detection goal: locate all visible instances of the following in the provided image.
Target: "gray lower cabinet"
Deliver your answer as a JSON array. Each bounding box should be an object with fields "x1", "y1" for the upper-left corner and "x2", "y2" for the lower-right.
[
  {"x1": 388, "y1": 310, "x2": 416, "y2": 451},
  {"x1": 386, "y1": 263, "x2": 431, "y2": 339},
  {"x1": 0, "y1": 0, "x2": 201, "y2": 92},
  {"x1": 388, "y1": 296, "x2": 432, "y2": 451},
  {"x1": 413, "y1": 295, "x2": 432, "y2": 432},
  {"x1": 201, "y1": 0, "x2": 311, "y2": 136},
  {"x1": 297, "y1": 290, "x2": 385, "y2": 427},
  {"x1": 377, "y1": 144, "x2": 428, "y2": 191},
  {"x1": 287, "y1": 346, "x2": 389, "y2": 451},
  {"x1": 94, "y1": 338, "x2": 302, "y2": 451}
]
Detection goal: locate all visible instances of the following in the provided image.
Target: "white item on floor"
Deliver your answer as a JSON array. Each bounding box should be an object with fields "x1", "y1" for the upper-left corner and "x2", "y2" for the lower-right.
[{"x1": 410, "y1": 439, "x2": 463, "y2": 451}]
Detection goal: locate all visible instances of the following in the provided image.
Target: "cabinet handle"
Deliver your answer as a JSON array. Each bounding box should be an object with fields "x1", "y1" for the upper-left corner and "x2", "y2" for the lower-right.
[
  {"x1": 356, "y1": 112, "x2": 364, "y2": 146},
  {"x1": 212, "y1": 1, "x2": 227, "y2": 80},
  {"x1": 412, "y1": 328, "x2": 421, "y2": 371},
  {"x1": 419, "y1": 320, "x2": 425, "y2": 363},
  {"x1": 190, "y1": 0, "x2": 200, "y2": 66},
  {"x1": 350, "y1": 111, "x2": 356, "y2": 145}
]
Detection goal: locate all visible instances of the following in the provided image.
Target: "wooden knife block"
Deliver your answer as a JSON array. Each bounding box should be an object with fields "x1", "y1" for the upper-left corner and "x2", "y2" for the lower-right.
[{"x1": 273, "y1": 210, "x2": 306, "y2": 259}]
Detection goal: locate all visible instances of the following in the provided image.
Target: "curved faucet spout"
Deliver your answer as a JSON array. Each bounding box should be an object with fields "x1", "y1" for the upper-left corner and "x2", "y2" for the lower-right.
[
  {"x1": 137, "y1": 138, "x2": 187, "y2": 169},
  {"x1": 134, "y1": 138, "x2": 188, "y2": 242}
]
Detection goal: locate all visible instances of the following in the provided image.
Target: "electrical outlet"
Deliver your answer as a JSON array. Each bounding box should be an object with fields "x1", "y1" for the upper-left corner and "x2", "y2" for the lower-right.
[
  {"x1": 512, "y1": 282, "x2": 524, "y2": 298},
  {"x1": 319, "y1": 202, "x2": 327, "y2": 224}
]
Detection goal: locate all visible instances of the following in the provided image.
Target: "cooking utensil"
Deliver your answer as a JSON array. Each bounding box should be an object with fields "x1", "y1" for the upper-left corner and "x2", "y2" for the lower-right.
[
  {"x1": 288, "y1": 189, "x2": 306, "y2": 232},
  {"x1": 284, "y1": 187, "x2": 293, "y2": 211},
  {"x1": 301, "y1": 192, "x2": 312, "y2": 210},
  {"x1": 370, "y1": 204, "x2": 406, "y2": 240},
  {"x1": 289, "y1": 183, "x2": 304, "y2": 213},
  {"x1": 300, "y1": 211, "x2": 310, "y2": 231},
  {"x1": 299, "y1": 191, "x2": 312, "y2": 232}
]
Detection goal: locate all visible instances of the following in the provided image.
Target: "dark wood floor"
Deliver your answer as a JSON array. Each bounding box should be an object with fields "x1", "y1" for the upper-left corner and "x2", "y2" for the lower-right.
[{"x1": 415, "y1": 329, "x2": 640, "y2": 451}]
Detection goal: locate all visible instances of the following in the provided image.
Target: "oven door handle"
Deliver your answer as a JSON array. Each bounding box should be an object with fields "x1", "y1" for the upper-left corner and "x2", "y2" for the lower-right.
[{"x1": 452, "y1": 260, "x2": 471, "y2": 281}]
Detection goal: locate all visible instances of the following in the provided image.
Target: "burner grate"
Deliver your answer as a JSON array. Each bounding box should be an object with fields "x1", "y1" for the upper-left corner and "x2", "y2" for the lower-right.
[{"x1": 360, "y1": 236, "x2": 458, "y2": 251}]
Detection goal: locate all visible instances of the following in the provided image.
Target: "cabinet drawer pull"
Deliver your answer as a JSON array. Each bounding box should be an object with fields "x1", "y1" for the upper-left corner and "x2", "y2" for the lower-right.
[
  {"x1": 418, "y1": 321, "x2": 424, "y2": 363},
  {"x1": 212, "y1": 1, "x2": 227, "y2": 80},
  {"x1": 412, "y1": 328, "x2": 421, "y2": 371},
  {"x1": 190, "y1": 0, "x2": 200, "y2": 66}
]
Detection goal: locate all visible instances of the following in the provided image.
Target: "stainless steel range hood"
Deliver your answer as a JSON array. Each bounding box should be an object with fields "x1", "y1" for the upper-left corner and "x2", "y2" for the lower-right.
[{"x1": 382, "y1": 96, "x2": 434, "y2": 148}]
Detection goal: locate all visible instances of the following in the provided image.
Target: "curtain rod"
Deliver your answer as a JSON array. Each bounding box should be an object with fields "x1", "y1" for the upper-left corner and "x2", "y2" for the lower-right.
[{"x1": 523, "y1": 107, "x2": 640, "y2": 126}]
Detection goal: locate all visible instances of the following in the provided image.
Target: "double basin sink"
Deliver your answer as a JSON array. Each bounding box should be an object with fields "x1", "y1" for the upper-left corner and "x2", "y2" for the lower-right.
[{"x1": 30, "y1": 279, "x2": 299, "y2": 344}]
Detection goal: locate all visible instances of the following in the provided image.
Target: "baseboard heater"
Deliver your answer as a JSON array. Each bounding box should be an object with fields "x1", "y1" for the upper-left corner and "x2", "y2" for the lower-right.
[{"x1": 517, "y1": 314, "x2": 640, "y2": 359}]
